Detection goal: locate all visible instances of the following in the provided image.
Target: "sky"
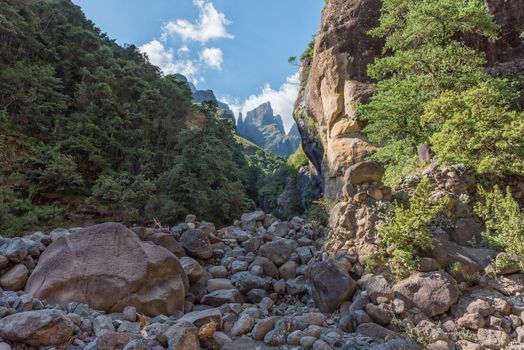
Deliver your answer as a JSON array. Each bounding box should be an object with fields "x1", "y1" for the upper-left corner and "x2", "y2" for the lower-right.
[{"x1": 72, "y1": 0, "x2": 324, "y2": 132}]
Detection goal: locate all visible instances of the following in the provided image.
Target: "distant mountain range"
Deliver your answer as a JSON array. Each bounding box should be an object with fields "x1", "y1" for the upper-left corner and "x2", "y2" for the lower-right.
[
  {"x1": 237, "y1": 102, "x2": 300, "y2": 157},
  {"x1": 175, "y1": 75, "x2": 300, "y2": 157}
]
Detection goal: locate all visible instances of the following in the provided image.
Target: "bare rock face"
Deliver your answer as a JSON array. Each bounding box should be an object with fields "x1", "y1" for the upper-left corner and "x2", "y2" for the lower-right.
[
  {"x1": 25, "y1": 222, "x2": 189, "y2": 316},
  {"x1": 294, "y1": 0, "x2": 524, "y2": 198}
]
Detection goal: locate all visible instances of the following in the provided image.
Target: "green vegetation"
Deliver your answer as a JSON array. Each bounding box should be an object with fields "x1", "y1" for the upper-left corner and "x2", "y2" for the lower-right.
[
  {"x1": 475, "y1": 186, "x2": 524, "y2": 272},
  {"x1": 359, "y1": 0, "x2": 501, "y2": 184},
  {"x1": 0, "y1": 0, "x2": 258, "y2": 234},
  {"x1": 379, "y1": 178, "x2": 449, "y2": 276},
  {"x1": 287, "y1": 145, "x2": 309, "y2": 170}
]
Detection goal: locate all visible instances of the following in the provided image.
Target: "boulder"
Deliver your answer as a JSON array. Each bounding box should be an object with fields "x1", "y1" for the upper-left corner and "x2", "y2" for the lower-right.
[
  {"x1": 146, "y1": 232, "x2": 185, "y2": 256},
  {"x1": 180, "y1": 229, "x2": 213, "y2": 259},
  {"x1": 231, "y1": 272, "x2": 272, "y2": 293},
  {"x1": 477, "y1": 328, "x2": 509, "y2": 349},
  {"x1": 309, "y1": 259, "x2": 357, "y2": 312},
  {"x1": 163, "y1": 321, "x2": 200, "y2": 350},
  {"x1": 96, "y1": 332, "x2": 139, "y2": 350},
  {"x1": 393, "y1": 271, "x2": 459, "y2": 318},
  {"x1": 25, "y1": 222, "x2": 188, "y2": 316},
  {"x1": 0, "y1": 264, "x2": 28, "y2": 291},
  {"x1": 259, "y1": 240, "x2": 293, "y2": 266},
  {"x1": 180, "y1": 256, "x2": 204, "y2": 283},
  {"x1": 201, "y1": 289, "x2": 243, "y2": 307},
  {"x1": 344, "y1": 161, "x2": 384, "y2": 186},
  {"x1": 241, "y1": 211, "x2": 265, "y2": 231},
  {"x1": 0, "y1": 238, "x2": 27, "y2": 263},
  {"x1": 0, "y1": 310, "x2": 74, "y2": 347}
]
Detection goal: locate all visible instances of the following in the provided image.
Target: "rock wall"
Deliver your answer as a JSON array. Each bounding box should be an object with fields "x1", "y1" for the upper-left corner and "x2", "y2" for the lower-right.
[{"x1": 294, "y1": 0, "x2": 524, "y2": 199}]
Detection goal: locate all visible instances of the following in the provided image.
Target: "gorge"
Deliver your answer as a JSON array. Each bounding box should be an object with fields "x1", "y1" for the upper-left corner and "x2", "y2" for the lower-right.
[{"x1": 1, "y1": 0, "x2": 524, "y2": 349}]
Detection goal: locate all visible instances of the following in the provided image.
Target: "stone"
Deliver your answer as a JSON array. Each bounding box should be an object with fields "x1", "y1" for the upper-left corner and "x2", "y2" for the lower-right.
[
  {"x1": 252, "y1": 317, "x2": 277, "y2": 340},
  {"x1": 0, "y1": 255, "x2": 8, "y2": 269},
  {"x1": 0, "y1": 343, "x2": 10, "y2": 350},
  {"x1": 356, "y1": 323, "x2": 399, "y2": 339},
  {"x1": 427, "y1": 340, "x2": 454, "y2": 350},
  {"x1": 207, "y1": 278, "x2": 234, "y2": 292},
  {"x1": 296, "y1": 312, "x2": 327, "y2": 326},
  {"x1": 466, "y1": 299, "x2": 495, "y2": 317},
  {"x1": 0, "y1": 309, "x2": 74, "y2": 347},
  {"x1": 259, "y1": 240, "x2": 293, "y2": 266},
  {"x1": 25, "y1": 223, "x2": 188, "y2": 316},
  {"x1": 361, "y1": 274, "x2": 393, "y2": 303},
  {"x1": 96, "y1": 332, "x2": 139, "y2": 350},
  {"x1": 231, "y1": 313, "x2": 255, "y2": 336},
  {"x1": 457, "y1": 313, "x2": 486, "y2": 330},
  {"x1": 231, "y1": 260, "x2": 249, "y2": 273},
  {"x1": 209, "y1": 266, "x2": 228, "y2": 278},
  {"x1": 180, "y1": 256, "x2": 204, "y2": 283},
  {"x1": 123, "y1": 305, "x2": 137, "y2": 322},
  {"x1": 178, "y1": 308, "x2": 222, "y2": 329},
  {"x1": 309, "y1": 259, "x2": 357, "y2": 312},
  {"x1": 366, "y1": 303, "x2": 392, "y2": 326},
  {"x1": 344, "y1": 161, "x2": 384, "y2": 186},
  {"x1": 249, "y1": 256, "x2": 279, "y2": 279},
  {"x1": 279, "y1": 260, "x2": 298, "y2": 280},
  {"x1": 0, "y1": 264, "x2": 28, "y2": 291},
  {"x1": 477, "y1": 328, "x2": 509, "y2": 349},
  {"x1": 1, "y1": 238, "x2": 27, "y2": 263},
  {"x1": 313, "y1": 339, "x2": 332, "y2": 350},
  {"x1": 146, "y1": 232, "x2": 185, "y2": 256},
  {"x1": 123, "y1": 339, "x2": 152, "y2": 350},
  {"x1": 163, "y1": 321, "x2": 200, "y2": 350},
  {"x1": 301, "y1": 336, "x2": 317, "y2": 349},
  {"x1": 180, "y1": 229, "x2": 213, "y2": 259},
  {"x1": 94, "y1": 315, "x2": 115, "y2": 336},
  {"x1": 297, "y1": 246, "x2": 314, "y2": 264},
  {"x1": 201, "y1": 289, "x2": 243, "y2": 307},
  {"x1": 231, "y1": 272, "x2": 271, "y2": 293},
  {"x1": 452, "y1": 218, "x2": 483, "y2": 246},
  {"x1": 393, "y1": 271, "x2": 459, "y2": 318},
  {"x1": 241, "y1": 211, "x2": 265, "y2": 231},
  {"x1": 286, "y1": 275, "x2": 307, "y2": 295}
]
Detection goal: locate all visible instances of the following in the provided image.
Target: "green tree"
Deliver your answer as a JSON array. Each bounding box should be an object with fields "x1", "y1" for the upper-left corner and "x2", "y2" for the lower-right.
[
  {"x1": 359, "y1": 0, "x2": 499, "y2": 183},
  {"x1": 422, "y1": 82, "x2": 524, "y2": 176}
]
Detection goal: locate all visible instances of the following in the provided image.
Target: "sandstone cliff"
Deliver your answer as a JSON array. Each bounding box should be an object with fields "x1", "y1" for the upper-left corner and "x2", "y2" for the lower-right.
[{"x1": 294, "y1": 0, "x2": 524, "y2": 198}]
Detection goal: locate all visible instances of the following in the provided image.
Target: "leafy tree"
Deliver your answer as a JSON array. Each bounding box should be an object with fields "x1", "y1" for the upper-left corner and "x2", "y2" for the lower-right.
[
  {"x1": 422, "y1": 82, "x2": 524, "y2": 176},
  {"x1": 359, "y1": 0, "x2": 499, "y2": 183}
]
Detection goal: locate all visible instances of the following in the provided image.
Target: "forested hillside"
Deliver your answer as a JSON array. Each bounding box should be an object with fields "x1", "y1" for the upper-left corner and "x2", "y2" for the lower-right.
[{"x1": 0, "y1": 0, "x2": 261, "y2": 234}]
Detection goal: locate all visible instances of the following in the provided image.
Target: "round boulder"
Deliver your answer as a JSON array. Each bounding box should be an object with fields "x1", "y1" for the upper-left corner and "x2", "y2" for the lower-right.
[{"x1": 25, "y1": 222, "x2": 189, "y2": 316}]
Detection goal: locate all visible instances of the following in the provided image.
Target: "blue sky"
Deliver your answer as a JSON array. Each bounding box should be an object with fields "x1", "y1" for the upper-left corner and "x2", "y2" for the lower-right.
[{"x1": 72, "y1": 0, "x2": 324, "y2": 131}]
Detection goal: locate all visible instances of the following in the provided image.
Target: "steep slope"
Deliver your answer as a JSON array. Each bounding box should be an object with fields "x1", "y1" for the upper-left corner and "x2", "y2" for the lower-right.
[
  {"x1": 237, "y1": 102, "x2": 300, "y2": 157},
  {"x1": 294, "y1": 0, "x2": 524, "y2": 198}
]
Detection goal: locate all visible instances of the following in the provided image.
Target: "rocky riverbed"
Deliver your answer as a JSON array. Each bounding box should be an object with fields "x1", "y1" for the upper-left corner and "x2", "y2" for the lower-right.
[{"x1": 0, "y1": 209, "x2": 524, "y2": 350}]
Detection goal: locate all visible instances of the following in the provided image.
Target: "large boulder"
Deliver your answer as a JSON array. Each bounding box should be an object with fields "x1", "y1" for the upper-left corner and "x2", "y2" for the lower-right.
[
  {"x1": 0, "y1": 310, "x2": 75, "y2": 346},
  {"x1": 344, "y1": 161, "x2": 385, "y2": 186},
  {"x1": 393, "y1": 271, "x2": 459, "y2": 318},
  {"x1": 309, "y1": 259, "x2": 357, "y2": 312},
  {"x1": 259, "y1": 240, "x2": 293, "y2": 266},
  {"x1": 0, "y1": 264, "x2": 28, "y2": 291},
  {"x1": 25, "y1": 222, "x2": 189, "y2": 316}
]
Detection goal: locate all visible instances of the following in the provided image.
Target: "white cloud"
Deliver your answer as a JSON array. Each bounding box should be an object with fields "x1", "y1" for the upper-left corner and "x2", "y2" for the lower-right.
[
  {"x1": 239, "y1": 72, "x2": 300, "y2": 133},
  {"x1": 178, "y1": 45, "x2": 190, "y2": 54},
  {"x1": 163, "y1": 0, "x2": 234, "y2": 43},
  {"x1": 139, "y1": 40, "x2": 200, "y2": 83},
  {"x1": 200, "y1": 47, "x2": 223, "y2": 69}
]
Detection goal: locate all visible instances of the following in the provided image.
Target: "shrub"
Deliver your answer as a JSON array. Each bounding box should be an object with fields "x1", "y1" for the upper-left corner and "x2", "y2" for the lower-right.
[
  {"x1": 475, "y1": 186, "x2": 524, "y2": 271},
  {"x1": 380, "y1": 177, "x2": 449, "y2": 276},
  {"x1": 305, "y1": 196, "x2": 334, "y2": 227}
]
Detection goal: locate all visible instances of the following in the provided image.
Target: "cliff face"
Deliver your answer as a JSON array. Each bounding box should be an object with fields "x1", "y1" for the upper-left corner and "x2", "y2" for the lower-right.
[
  {"x1": 295, "y1": 0, "x2": 524, "y2": 199},
  {"x1": 237, "y1": 102, "x2": 300, "y2": 157}
]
